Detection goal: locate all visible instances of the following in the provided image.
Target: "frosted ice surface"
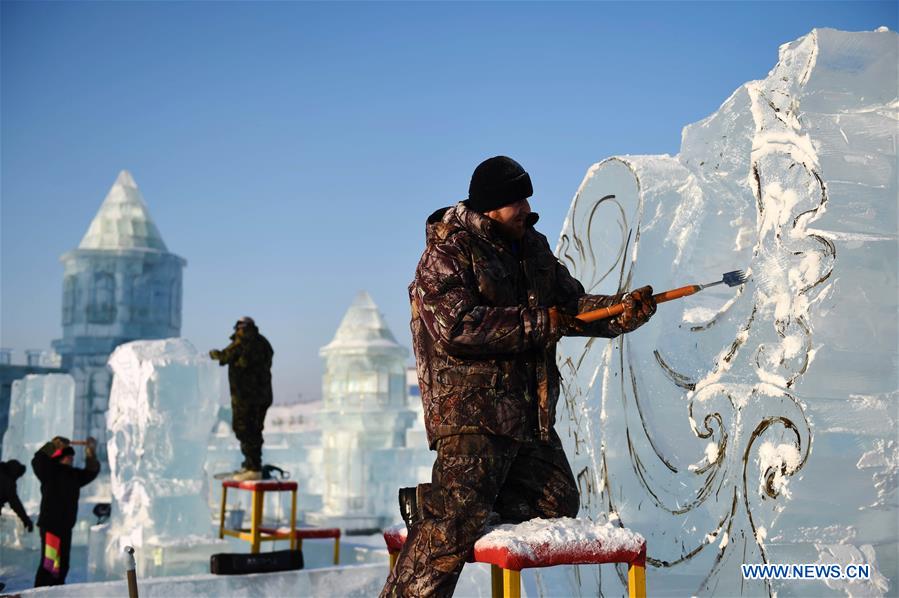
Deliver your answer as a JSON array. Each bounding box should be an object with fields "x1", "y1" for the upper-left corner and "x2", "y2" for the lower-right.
[
  {"x1": 1, "y1": 374, "x2": 75, "y2": 513},
  {"x1": 102, "y1": 338, "x2": 221, "y2": 567},
  {"x1": 554, "y1": 28, "x2": 897, "y2": 596}
]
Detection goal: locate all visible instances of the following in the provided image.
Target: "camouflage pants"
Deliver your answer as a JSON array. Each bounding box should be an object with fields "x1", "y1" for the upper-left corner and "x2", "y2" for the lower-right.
[
  {"x1": 380, "y1": 430, "x2": 579, "y2": 598},
  {"x1": 231, "y1": 398, "x2": 270, "y2": 471}
]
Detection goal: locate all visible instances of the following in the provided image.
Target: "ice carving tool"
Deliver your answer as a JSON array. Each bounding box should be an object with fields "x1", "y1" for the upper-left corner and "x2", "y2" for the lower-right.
[{"x1": 575, "y1": 270, "x2": 749, "y2": 323}]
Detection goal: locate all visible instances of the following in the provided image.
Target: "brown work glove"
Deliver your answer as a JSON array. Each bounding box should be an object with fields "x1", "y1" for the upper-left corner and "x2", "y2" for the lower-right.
[
  {"x1": 608, "y1": 285, "x2": 657, "y2": 335},
  {"x1": 52, "y1": 436, "x2": 71, "y2": 450},
  {"x1": 209, "y1": 349, "x2": 223, "y2": 361},
  {"x1": 85, "y1": 436, "x2": 97, "y2": 459},
  {"x1": 546, "y1": 307, "x2": 586, "y2": 344}
]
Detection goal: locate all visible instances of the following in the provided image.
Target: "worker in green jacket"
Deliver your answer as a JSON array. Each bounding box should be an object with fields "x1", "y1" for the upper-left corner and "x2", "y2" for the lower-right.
[{"x1": 210, "y1": 317, "x2": 274, "y2": 481}]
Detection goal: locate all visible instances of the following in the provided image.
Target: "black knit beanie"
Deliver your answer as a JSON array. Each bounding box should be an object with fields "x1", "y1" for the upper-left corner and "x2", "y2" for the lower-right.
[
  {"x1": 4, "y1": 459, "x2": 26, "y2": 479},
  {"x1": 466, "y1": 156, "x2": 533, "y2": 213}
]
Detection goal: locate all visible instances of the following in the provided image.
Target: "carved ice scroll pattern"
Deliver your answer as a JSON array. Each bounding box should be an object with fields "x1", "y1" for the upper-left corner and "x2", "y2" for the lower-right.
[{"x1": 556, "y1": 127, "x2": 828, "y2": 593}]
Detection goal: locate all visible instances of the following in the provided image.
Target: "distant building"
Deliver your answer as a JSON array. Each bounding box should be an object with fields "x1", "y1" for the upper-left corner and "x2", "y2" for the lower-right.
[
  {"x1": 311, "y1": 291, "x2": 416, "y2": 530},
  {"x1": 52, "y1": 171, "x2": 186, "y2": 459}
]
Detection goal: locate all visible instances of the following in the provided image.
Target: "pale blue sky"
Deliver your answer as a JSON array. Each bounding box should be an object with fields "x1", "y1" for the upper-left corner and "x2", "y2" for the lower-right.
[{"x1": 2, "y1": 1, "x2": 895, "y2": 403}]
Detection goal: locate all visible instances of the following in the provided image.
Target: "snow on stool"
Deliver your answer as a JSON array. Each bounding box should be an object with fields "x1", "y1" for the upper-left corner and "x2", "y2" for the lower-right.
[
  {"x1": 383, "y1": 524, "x2": 407, "y2": 568},
  {"x1": 383, "y1": 517, "x2": 646, "y2": 598},
  {"x1": 475, "y1": 518, "x2": 646, "y2": 598}
]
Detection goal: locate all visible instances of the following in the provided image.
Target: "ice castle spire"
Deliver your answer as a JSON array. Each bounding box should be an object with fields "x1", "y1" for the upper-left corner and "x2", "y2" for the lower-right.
[
  {"x1": 320, "y1": 290, "x2": 405, "y2": 355},
  {"x1": 78, "y1": 170, "x2": 168, "y2": 251},
  {"x1": 54, "y1": 170, "x2": 186, "y2": 464}
]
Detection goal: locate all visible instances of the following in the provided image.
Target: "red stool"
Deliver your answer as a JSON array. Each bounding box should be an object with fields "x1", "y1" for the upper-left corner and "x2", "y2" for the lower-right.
[
  {"x1": 384, "y1": 518, "x2": 647, "y2": 598},
  {"x1": 218, "y1": 480, "x2": 298, "y2": 553}
]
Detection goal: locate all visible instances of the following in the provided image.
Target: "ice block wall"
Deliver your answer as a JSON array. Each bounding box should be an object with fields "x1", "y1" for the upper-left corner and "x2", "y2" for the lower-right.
[
  {"x1": 554, "y1": 28, "x2": 896, "y2": 597},
  {"x1": 1, "y1": 374, "x2": 75, "y2": 512},
  {"x1": 105, "y1": 339, "x2": 220, "y2": 551}
]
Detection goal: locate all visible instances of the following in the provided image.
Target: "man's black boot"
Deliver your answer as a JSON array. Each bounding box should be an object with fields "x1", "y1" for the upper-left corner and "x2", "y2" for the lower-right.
[{"x1": 398, "y1": 486, "x2": 420, "y2": 528}]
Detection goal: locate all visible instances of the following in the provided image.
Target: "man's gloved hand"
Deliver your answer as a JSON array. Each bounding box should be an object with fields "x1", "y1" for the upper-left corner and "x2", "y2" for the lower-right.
[
  {"x1": 209, "y1": 349, "x2": 222, "y2": 361},
  {"x1": 547, "y1": 307, "x2": 586, "y2": 344},
  {"x1": 51, "y1": 436, "x2": 71, "y2": 450},
  {"x1": 85, "y1": 436, "x2": 97, "y2": 458},
  {"x1": 23, "y1": 517, "x2": 33, "y2": 533},
  {"x1": 610, "y1": 285, "x2": 657, "y2": 333}
]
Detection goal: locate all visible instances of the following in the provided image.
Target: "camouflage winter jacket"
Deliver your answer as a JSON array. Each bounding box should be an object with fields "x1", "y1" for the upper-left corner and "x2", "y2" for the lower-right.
[
  {"x1": 214, "y1": 329, "x2": 274, "y2": 404},
  {"x1": 410, "y1": 202, "x2": 624, "y2": 448}
]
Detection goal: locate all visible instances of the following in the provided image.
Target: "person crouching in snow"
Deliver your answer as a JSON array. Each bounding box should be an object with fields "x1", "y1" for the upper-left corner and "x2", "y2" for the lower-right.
[
  {"x1": 382, "y1": 156, "x2": 656, "y2": 597},
  {"x1": 210, "y1": 316, "x2": 274, "y2": 482},
  {"x1": 32, "y1": 436, "x2": 100, "y2": 587}
]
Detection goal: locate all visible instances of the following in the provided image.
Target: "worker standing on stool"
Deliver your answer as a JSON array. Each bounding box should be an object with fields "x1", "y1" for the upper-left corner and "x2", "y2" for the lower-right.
[
  {"x1": 210, "y1": 316, "x2": 274, "y2": 482},
  {"x1": 382, "y1": 156, "x2": 657, "y2": 597}
]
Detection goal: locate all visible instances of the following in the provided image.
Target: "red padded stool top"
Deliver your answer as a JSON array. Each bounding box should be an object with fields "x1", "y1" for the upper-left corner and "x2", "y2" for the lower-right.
[
  {"x1": 384, "y1": 517, "x2": 646, "y2": 571},
  {"x1": 473, "y1": 518, "x2": 646, "y2": 570},
  {"x1": 384, "y1": 524, "x2": 407, "y2": 553},
  {"x1": 222, "y1": 479, "x2": 298, "y2": 491}
]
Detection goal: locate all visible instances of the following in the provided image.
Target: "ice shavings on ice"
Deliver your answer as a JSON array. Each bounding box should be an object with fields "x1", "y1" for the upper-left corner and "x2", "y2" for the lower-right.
[
  {"x1": 816, "y1": 543, "x2": 890, "y2": 596},
  {"x1": 687, "y1": 441, "x2": 721, "y2": 473},
  {"x1": 856, "y1": 439, "x2": 898, "y2": 510},
  {"x1": 682, "y1": 306, "x2": 720, "y2": 324},
  {"x1": 757, "y1": 442, "x2": 802, "y2": 499},
  {"x1": 474, "y1": 517, "x2": 644, "y2": 562}
]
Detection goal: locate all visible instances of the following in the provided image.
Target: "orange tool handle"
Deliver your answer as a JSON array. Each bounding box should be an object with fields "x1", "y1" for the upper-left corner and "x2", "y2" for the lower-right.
[{"x1": 575, "y1": 285, "x2": 701, "y2": 323}]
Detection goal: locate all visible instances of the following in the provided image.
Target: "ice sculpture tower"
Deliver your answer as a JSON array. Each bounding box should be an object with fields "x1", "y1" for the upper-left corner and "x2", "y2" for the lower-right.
[
  {"x1": 52, "y1": 171, "x2": 186, "y2": 459},
  {"x1": 553, "y1": 28, "x2": 897, "y2": 597},
  {"x1": 313, "y1": 291, "x2": 415, "y2": 529}
]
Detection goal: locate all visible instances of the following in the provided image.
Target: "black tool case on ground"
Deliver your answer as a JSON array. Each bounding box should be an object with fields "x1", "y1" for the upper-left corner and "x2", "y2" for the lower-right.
[{"x1": 210, "y1": 549, "x2": 304, "y2": 575}]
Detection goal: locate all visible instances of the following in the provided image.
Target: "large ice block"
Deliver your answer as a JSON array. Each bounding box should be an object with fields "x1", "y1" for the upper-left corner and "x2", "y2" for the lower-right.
[
  {"x1": 96, "y1": 338, "x2": 222, "y2": 576},
  {"x1": 553, "y1": 28, "x2": 897, "y2": 596},
  {"x1": 1, "y1": 374, "x2": 75, "y2": 513}
]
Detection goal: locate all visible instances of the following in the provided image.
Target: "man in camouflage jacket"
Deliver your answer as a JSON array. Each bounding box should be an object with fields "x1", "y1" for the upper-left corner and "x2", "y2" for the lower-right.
[
  {"x1": 210, "y1": 317, "x2": 274, "y2": 481},
  {"x1": 381, "y1": 156, "x2": 656, "y2": 597}
]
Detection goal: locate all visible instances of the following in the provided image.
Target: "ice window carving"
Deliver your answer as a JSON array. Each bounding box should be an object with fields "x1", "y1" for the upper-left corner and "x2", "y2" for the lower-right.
[
  {"x1": 62, "y1": 276, "x2": 77, "y2": 324},
  {"x1": 88, "y1": 272, "x2": 116, "y2": 323}
]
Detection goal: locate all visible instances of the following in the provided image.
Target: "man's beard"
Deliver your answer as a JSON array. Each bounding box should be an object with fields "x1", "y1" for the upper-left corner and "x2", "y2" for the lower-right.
[{"x1": 494, "y1": 219, "x2": 527, "y2": 241}]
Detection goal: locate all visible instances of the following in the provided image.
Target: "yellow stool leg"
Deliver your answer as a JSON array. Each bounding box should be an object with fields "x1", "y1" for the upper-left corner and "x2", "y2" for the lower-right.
[
  {"x1": 628, "y1": 563, "x2": 647, "y2": 598},
  {"x1": 503, "y1": 569, "x2": 520, "y2": 598},
  {"x1": 250, "y1": 489, "x2": 263, "y2": 553},
  {"x1": 490, "y1": 565, "x2": 502, "y2": 598},
  {"x1": 389, "y1": 552, "x2": 398, "y2": 570},
  {"x1": 289, "y1": 488, "x2": 298, "y2": 551},
  {"x1": 218, "y1": 485, "x2": 227, "y2": 539},
  {"x1": 333, "y1": 537, "x2": 340, "y2": 565}
]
